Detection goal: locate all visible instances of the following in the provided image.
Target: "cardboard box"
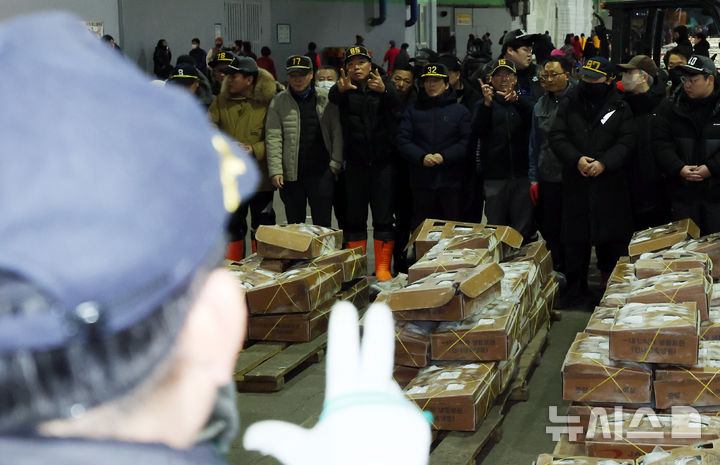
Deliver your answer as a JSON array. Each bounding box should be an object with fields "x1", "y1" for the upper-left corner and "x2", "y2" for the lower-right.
[
  {"x1": 258, "y1": 257, "x2": 304, "y2": 273},
  {"x1": 609, "y1": 302, "x2": 699, "y2": 365},
  {"x1": 585, "y1": 307, "x2": 619, "y2": 337},
  {"x1": 701, "y1": 308, "x2": 720, "y2": 341},
  {"x1": 501, "y1": 260, "x2": 541, "y2": 305},
  {"x1": 394, "y1": 321, "x2": 435, "y2": 368},
  {"x1": 497, "y1": 342, "x2": 521, "y2": 391},
  {"x1": 378, "y1": 265, "x2": 504, "y2": 321},
  {"x1": 248, "y1": 299, "x2": 333, "y2": 342},
  {"x1": 566, "y1": 403, "x2": 647, "y2": 444},
  {"x1": 228, "y1": 266, "x2": 279, "y2": 289},
  {"x1": 337, "y1": 277, "x2": 370, "y2": 310},
  {"x1": 562, "y1": 333, "x2": 653, "y2": 404},
  {"x1": 393, "y1": 365, "x2": 420, "y2": 388},
  {"x1": 654, "y1": 341, "x2": 720, "y2": 409},
  {"x1": 246, "y1": 264, "x2": 341, "y2": 314},
  {"x1": 628, "y1": 219, "x2": 701, "y2": 257},
  {"x1": 672, "y1": 232, "x2": 720, "y2": 279},
  {"x1": 407, "y1": 219, "x2": 522, "y2": 260},
  {"x1": 404, "y1": 363, "x2": 500, "y2": 431},
  {"x1": 407, "y1": 248, "x2": 490, "y2": 283},
  {"x1": 225, "y1": 253, "x2": 263, "y2": 270},
  {"x1": 503, "y1": 240, "x2": 553, "y2": 285},
  {"x1": 609, "y1": 261, "x2": 637, "y2": 286},
  {"x1": 626, "y1": 270, "x2": 711, "y2": 321},
  {"x1": 255, "y1": 224, "x2": 343, "y2": 259},
  {"x1": 311, "y1": 247, "x2": 367, "y2": 283},
  {"x1": 634, "y1": 250, "x2": 712, "y2": 280},
  {"x1": 426, "y1": 231, "x2": 501, "y2": 262},
  {"x1": 600, "y1": 282, "x2": 633, "y2": 308},
  {"x1": 536, "y1": 455, "x2": 633, "y2": 465},
  {"x1": 636, "y1": 439, "x2": 720, "y2": 464},
  {"x1": 714, "y1": 284, "x2": 720, "y2": 306},
  {"x1": 585, "y1": 412, "x2": 720, "y2": 460},
  {"x1": 430, "y1": 298, "x2": 521, "y2": 362}
]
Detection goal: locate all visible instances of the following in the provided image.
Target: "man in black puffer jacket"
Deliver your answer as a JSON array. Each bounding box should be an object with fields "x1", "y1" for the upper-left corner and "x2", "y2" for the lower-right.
[
  {"x1": 397, "y1": 63, "x2": 472, "y2": 228},
  {"x1": 654, "y1": 54, "x2": 720, "y2": 235},
  {"x1": 550, "y1": 57, "x2": 636, "y2": 304},
  {"x1": 329, "y1": 45, "x2": 400, "y2": 281},
  {"x1": 617, "y1": 55, "x2": 670, "y2": 230},
  {"x1": 474, "y1": 58, "x2": 536, "y2": 241}
]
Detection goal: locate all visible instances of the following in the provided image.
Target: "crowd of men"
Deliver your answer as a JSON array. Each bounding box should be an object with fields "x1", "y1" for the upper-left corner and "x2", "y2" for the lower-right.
[{"x1": 158, "y1": 30, "x2": 720, "y2": 308}]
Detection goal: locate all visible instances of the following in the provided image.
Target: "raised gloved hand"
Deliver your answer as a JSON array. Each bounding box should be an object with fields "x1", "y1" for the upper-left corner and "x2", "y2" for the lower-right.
[
  {"x1": 529, "y1": 182, "x2": 539, "y2": 206},
  {"x1": 243, "y1": 301, "x2": 431, "y2": 465}
]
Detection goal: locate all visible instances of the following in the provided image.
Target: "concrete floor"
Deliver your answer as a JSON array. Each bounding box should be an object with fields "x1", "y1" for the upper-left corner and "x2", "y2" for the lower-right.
[{"x1": 231, "y1": 194, "x2": 595, "y2": 464}]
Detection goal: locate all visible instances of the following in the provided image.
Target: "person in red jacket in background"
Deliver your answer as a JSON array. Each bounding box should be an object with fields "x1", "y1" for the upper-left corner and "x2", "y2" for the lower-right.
[
  {"x1": 257, "y1": 46, "x2": 278, "y2": 80},
  {"x1": 383, "y1": 40, "x2": 400, "y2": 74}
]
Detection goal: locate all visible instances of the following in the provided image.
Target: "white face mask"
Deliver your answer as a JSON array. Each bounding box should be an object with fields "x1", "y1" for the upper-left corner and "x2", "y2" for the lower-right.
[
  {"x1": 622, "y1": 72, "x2": 643, "y2": 92},
  {"x1": 315, "y1": 80, "x2": 335, "y2": 90},
  {"x1": 192, "y1": 44, "x2": 198, "y2": 49}
]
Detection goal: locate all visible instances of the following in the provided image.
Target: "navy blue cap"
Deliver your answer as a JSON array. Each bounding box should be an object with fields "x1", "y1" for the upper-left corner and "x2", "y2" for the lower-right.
[
  {"x1": 581, "y1": 56, "x2": 614, "y2": 79},
  {"x1": 0, "y1": 12, "x2": 259, "y2": 353}
]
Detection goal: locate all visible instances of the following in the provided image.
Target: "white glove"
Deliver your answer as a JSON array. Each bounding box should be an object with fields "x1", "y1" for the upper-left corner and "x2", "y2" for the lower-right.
[{"x1": 243, "y1": 301, "x2": 432, "y2": 465}]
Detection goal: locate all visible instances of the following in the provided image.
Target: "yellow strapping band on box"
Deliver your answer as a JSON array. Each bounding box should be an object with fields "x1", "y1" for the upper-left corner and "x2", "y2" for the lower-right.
[
  {"x1": 262, "y1": 315, "x2": 286, "y2": 340},
  {"x1": 434, "y1": 310, "x2": 512, "y2": 360},
  {"x1": 679, "y1": 366, "x2": 720, "y2": 405},
  {"x1": 395, "y1": 330, "x2": 420, "y2": 367},
  {"x1": 263, "y1": 281, "x2": 304, "y2": 313},
  {"x1": 638, "y1": 317, "x2": 695, "y2": 363},
  {"x1": 568, "y1": 352, "x2": 634, "y2": 404}
]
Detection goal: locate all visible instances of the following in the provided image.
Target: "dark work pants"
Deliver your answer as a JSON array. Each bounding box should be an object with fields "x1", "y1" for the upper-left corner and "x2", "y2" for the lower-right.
[
  {"x1": 411, "y1": 188, "x2": 463, "y2": 231},
  {"x1": 483, "y1": 177, "x2": 535, "y2": 240},
  {"x1": 394, "y1": 161, "x2": 413, "y2": 273},
  {"x1": 344, "y1": 162, "x2": 395, "y2": 242},
  {"x1": 333, "y1": 172, "x2": 347, "y2": 231},
  {"x1": 565, "y1": 241, "x2": 627, "y2": 288},
  {"x1": 280, "y1": 169, "x2": 334, "y2": 227},
  {"x1": 461, "y1": 173, "x2": 484, "y2": 223},
  {"x1": 671, "y1": 199, "x2": 720, "y2": 235},
  {"x1": 538, "y1": 181, "x2": 565, "y2": 272},
  {"x1": 227, "y1": 190, "x2": 276, "y2": 242}
]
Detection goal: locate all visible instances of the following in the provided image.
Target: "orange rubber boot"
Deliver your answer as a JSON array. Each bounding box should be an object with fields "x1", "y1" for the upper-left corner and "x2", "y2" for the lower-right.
[
  {"x1": 251, "y1": 239, "x2": 257, "y2": 254},
  {"x1": 374, "y1": 239, "x2": 394, "y2": 281},
  {"x1": 226, "y1": 240, "x2": 245, "y2": 261},
  {"x1": 346, "y1": 240, "x2": 367, "y2": 254}
]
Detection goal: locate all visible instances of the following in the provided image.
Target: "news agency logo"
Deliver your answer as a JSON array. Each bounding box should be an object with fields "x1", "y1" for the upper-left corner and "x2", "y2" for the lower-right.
[{"x1": 546, "y1": 406, "x2": 706, "y2": 441}]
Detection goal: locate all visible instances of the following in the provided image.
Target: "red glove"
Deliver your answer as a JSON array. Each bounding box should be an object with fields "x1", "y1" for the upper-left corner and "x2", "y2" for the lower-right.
[{"x1": 529, "y1": 183, "x2": 539, "y2": 206}]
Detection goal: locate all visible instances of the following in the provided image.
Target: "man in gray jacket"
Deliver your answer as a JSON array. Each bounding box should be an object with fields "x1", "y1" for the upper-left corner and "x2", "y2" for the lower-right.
[{"x1": 266, "y1": 55, "x2": 343, "y2": 226}]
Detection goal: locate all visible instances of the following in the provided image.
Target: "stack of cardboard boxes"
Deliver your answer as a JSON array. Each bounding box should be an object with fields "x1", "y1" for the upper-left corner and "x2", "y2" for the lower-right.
[
  {"x1": 228, "y1": 224, "x2": 369, "y2": 343},
  {"x1": 557, "y1": 219, "x2": 720, "y2": 461},
  {"x1": 373, "y1": 219, "x2": 559, "y2": 432}
]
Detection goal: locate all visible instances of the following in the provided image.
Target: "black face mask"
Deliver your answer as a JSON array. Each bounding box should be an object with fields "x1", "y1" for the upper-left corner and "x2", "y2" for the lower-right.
[
  {"x1": 579, "y1": 80, "x2": 610, "y2": 100},
  {"x1": 669, "y1": 68, "x2": 683, "y2": 86}
]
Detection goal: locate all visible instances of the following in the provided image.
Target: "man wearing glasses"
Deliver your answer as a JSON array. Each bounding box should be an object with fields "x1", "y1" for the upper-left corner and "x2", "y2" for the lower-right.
[
  {"x1": 655, "y1": 54, "x2": 720, "y2": 234},
  {"x1": 528, "y1": 55, "x2": 576, "y2": 287}
]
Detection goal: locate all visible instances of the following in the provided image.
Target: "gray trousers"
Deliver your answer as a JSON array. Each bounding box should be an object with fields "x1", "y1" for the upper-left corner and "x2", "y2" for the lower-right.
[{"x1": 483, "y1": 177, "x2": 535, "y2": 240}]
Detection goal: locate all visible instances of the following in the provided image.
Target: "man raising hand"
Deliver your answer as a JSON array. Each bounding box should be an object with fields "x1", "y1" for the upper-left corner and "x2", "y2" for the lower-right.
[{"x1": 329, "y1": 45, "x2": 399, "y2": 281}]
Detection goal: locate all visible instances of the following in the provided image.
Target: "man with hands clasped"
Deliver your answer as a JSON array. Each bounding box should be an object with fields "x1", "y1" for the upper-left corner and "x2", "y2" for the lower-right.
[
  {"x1": 550, "y1": 57, "x2": 635, "y2": 304},
  {"x1": 396, "y1": 63, "x2": 471, "y2": 229},
  {"x1": 654, "y1": 54, "x2": 720, "y2": 234},
  {"x1": 474, "y1": 58, "x2": 536, "y2": 241},
  {"x1": 329, "y1": 45, "x2": 399, "y2": 281},
  {"x1": 266, "y1": 55, "x2": 342, "y2": 227}
]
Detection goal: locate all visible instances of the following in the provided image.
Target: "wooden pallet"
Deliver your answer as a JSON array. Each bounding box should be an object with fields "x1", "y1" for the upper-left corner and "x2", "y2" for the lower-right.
[
  {"x1": 235, "y1": 334, "x2": 327, "y2": 392},
  {"x1": 428, "y1": 326, "x2": 551, "y2": 465},
  {"x1": 552, "y1": 434, "x2": 585, "y2": 456}
]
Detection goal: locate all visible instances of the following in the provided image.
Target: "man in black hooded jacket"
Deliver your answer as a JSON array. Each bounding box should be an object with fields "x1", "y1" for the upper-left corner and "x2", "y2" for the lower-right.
[
  {"x1": 654, "y1": 54, "x2": 720, "y2": 234},
  {"x1": 550, "y1": 57, "x2": 636, "y2": 304}
]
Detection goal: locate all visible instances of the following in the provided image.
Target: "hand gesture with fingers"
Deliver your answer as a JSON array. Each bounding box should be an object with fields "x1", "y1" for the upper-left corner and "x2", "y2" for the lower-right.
[
  {"x1": 478, "y1": 78, "x2": 494, "y2": 107},
  {"x1": 367, "y1": 69, "x2": 386, "y2": 93},
  {"x1": 337, "y1": 68, "x2": 358, "y2": 93}
]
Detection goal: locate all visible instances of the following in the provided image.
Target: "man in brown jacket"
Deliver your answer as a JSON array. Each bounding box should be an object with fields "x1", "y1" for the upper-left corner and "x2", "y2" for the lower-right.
[{"x1": 209, "y1": 56, "x2": 277, "y2": 259}]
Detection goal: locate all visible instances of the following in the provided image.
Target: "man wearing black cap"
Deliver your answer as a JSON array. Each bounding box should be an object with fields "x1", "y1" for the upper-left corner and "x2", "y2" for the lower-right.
[
  {"x1": 493, "y1": 29, "x2": 544, "y2": 101},
  {"x1": 550, "y1": 57, "x2": 635, "y2": 305},
  {"x1": 329, "y1": 45, "x2": 399, "y2": 281},
  {"x1": 474, "y1": 58, "x2": 535, "y2": 240},
  {"x1": 654, "y1": 54, "x2": 720, "y2": 234},
  {"x1": 167, "y1": 63, "x2": 201, "y2": 95},
  {"x1": 438, "y1": 54, "x2": 481, "y2": 110},
  {"x1": 266, "y1": 55, "x2": 343, "y2": 227},
  {"x1": 617, "y1": 55, "x2": 670, "y2": 230},
  {"x1": 209, "y1": 56, "x2": 277, "y2": 259},
  {"x1": 208, "y1": 50, "x2": 235, "y2": 95}
]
